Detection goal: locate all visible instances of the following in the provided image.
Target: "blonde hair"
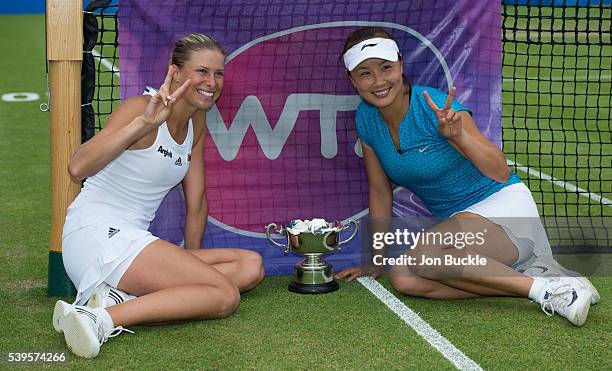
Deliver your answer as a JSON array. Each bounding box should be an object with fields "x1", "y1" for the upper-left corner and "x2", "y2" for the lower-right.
[{"x1": 170, "y1": 33, "x2": 226, "y2": 67}]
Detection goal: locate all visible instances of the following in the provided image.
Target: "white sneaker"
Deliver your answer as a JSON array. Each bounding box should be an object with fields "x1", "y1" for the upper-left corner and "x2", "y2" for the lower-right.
[
  {"x1": 565, "y1": 276, "x2": 600, "y2": 305},
  {"x1": 53, "y1": 300, "x2": 71, "y2": 333},
  {"x1": 87, "y1": 283, "x2": 136, "y2": 309},
  {"x1": 54, "y1": 300, "x2": 133, "y2": 359},
  {"x1": 521, "y1": 257, "x2": 600, "y2": 305},
  {"x1": 539, "y1": 278, "x2": 591, "y2": 327}
]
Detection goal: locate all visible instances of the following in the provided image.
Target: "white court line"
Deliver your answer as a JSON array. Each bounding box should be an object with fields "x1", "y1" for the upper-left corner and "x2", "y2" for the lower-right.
[
  {"x1": 357, "y1": 277, "x2": 483, "y2": 371},
  {"x1": 508, "y1": 159, "x2": 612, "y2": 206},
  {"x1": 92, "y1": 54, "x2": 611, "y2": 207},
  {"x1": 503, "y1": 74, "x2": 612, "y2": 82},
  {"x1": 505, "y1": 30, "x2": 610, "y2": 42},
  {"x1": 92, "y1": 48, "x2": 120, "y2": 78}
]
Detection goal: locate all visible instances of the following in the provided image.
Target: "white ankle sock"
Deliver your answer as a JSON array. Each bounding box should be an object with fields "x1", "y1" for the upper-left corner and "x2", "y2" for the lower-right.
[
  {"x1": 91, "y1": 308, "x2": 114, "y2": 333},
  {"x1": 528, "y1": 277, "x2": 547, "y2": 302}
]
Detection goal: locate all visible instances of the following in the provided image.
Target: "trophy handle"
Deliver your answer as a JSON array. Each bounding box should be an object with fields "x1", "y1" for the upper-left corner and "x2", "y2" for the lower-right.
[
  {"x1": 338, "y1": 219, "x2": 359, "y2": 248},
  {"x1": 322, "y1": 230, "x2": 338, "y2": 251},
  {"x1": 265, "y1": 223, "x2": 289, "y2": 253}
]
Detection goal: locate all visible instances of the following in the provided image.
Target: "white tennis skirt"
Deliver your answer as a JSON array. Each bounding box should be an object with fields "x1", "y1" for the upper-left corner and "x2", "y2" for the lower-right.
[
  {"x1": 453, "y1": 182, "x2": 553, "y2": 271},
  {"x1": 62, "y1": 217, "x2": 158, "y2": 305}
]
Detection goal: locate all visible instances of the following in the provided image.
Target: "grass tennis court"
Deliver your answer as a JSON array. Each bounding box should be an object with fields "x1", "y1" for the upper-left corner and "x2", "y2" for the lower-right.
[{"x1": 1, "y1": 10, "x2": 610, "y2": 369}]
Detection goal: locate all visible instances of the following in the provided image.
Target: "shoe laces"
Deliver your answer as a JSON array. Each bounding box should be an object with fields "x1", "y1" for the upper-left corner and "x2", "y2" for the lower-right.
[
  {"x1": 97, "y1": 324, "x2": 134, "y2": 345},
  {"x1": 541, "y1": 283, "x2": 573, "y2": 316}
]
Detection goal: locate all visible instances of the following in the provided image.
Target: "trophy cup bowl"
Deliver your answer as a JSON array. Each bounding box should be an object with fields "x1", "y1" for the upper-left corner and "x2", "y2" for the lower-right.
[{"x1": 265, "y1": 219, "x2": 358, "y2": 294}]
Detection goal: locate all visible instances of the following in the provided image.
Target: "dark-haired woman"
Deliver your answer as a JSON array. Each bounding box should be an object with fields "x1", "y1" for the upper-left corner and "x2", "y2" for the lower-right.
[{"x1": 336, "y1": 27, "x2": 598, "y2": 327}]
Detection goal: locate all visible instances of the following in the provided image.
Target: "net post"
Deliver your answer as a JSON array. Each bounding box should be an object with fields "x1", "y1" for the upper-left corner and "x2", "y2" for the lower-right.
[{"x1": 46, "y1": 0, "x2": 83, "y2": 297}]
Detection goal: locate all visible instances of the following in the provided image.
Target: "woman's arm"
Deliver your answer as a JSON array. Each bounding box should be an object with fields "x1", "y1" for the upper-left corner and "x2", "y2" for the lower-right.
[
  {"x1": 67, "y1": 96, "x2": 155, "y2": 181},
  {"x1": 336, "y1": 142, "x2": 391, "y2": 281},
  {"x1": 424, "y1": 87, "x2": 510, "y2": 183},
  {"x1": 182, "y1": 112, "x2": 208, "y2": 249},
  {"x1": 68, "y1": 66, "x2": 192, "y2": 181},
  {"x1": 362, "y1": 143, "x2": 393, "y2": 218},
  {"x1": 447, "y1": 112, "x2": 510, "y2": 183}
]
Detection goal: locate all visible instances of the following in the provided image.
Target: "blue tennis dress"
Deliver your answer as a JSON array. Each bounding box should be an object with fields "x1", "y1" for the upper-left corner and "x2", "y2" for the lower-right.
[{"x1": 355, "y1": 85, "x2": 521, "y2": 218}]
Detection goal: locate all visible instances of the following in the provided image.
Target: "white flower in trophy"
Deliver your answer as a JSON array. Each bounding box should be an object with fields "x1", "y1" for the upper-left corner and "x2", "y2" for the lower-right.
[{"x1": 286, "y1": 218, "x2": 342, "y2": 235}]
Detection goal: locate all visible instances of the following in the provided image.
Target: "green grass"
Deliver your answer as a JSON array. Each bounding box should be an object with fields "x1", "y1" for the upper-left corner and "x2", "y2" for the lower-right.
[
  {"x1": 0, "y1": 277, "x2": 457, "y2": 369},
  {"x1": 1, "y1": 10, "x2": 611, "y2": 370}
]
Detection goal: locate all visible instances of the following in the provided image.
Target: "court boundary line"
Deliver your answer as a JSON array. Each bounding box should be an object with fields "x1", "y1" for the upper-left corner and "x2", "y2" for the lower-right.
[
  {"x1": 357, "y1": 277, "x2": 483, "y2": 371},
  {"x1": 91, "y1": 51, "x2": 611, "y2": 208},
  {"x1": 507, "y1": 159, "x2": 612, "y2": 205},
  {"x1": 503, "y1": 74, "x2": 612, "y2": 82},
  {"x1": 92, "y1": 48, "x2": 120, "y2": 76}
]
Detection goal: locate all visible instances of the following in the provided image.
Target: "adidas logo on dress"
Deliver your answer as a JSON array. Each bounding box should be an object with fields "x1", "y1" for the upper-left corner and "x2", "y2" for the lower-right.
[
  {"x1": 174, "y1": 157, "x2": 182, "y2": 166},
  {"x1": 108, "y1": 227, "x2": 120, "y2": 238}
]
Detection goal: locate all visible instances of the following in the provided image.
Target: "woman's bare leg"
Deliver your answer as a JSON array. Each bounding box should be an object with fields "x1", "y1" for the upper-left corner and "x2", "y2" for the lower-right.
[
  {"x1": 390, "y1": 212, "x2": 533, "y2": 298},
  {"x1": 188, "y1": 248, "x2": 264, "y2": 292},
  {"x1": 105, "y1": 240, "x2": 242, "y2": 327}
]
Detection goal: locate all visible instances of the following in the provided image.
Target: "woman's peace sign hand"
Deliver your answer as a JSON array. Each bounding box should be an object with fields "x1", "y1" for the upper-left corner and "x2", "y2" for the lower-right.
[
  {"x1": 141, "y1": 65, "x2": 191, "y2": 127},
  {"x1": 423, "y1": 86, "x2": 463, "y2": 140}
]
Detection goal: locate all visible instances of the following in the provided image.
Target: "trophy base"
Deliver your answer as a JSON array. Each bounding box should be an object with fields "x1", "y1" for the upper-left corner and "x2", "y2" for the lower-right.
[{"x1": 288, "y1": 280, "x2": 339, "y2": 294}]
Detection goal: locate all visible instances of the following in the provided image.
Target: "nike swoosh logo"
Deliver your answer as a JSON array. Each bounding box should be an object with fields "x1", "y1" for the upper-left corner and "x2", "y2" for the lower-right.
[
  {"x1": 361, "y1": 42, "x2": 380, "y2": 50},
  {"x1": 531, "y1": 266, "x2": 549, "y2": 274},
  {"x1": 418, "y1": 145, "x2": 430, "y2": 153},
  {"x1": 568, "y1": 290, "x2": 578, "y2": 307}
]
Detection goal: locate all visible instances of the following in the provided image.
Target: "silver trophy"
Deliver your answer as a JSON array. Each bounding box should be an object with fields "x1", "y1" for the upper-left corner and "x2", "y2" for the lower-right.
[{"x1": 265, "y1": 219, "x2": 358, "y2": 294}]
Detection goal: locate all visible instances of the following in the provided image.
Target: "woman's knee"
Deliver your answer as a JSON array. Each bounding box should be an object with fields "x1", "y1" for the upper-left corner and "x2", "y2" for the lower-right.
[
  {"x1": 197, "y1": 283, "x2": 241, "y2": 319},
  {"x1": 240, "y1": 250, "x2": 265, "y2": 286},
  {"x1": 219, "y1": 286, "x2": 241, "y2": 318},
  {"x1": 390, "y1": 275, "x2": 438, "y2": 298}
]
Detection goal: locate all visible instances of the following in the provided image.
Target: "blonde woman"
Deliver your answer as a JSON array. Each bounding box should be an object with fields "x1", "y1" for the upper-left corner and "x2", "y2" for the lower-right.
[{"x1": 53, "y1": 34, "x2": 264, "y2": 358}]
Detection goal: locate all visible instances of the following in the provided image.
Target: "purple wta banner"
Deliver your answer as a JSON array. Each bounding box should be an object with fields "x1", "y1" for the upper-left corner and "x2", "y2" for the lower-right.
[{"x1": 118, "y1": 0, "x2": 502, "y2": 275}]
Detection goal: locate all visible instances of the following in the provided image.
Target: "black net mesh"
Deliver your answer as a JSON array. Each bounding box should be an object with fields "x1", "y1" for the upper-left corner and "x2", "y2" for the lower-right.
[
  {"x1": 84, "y1": 0, "x2": 120, "y2": 133},
  {"x1": 501, "y1": 2, "x2": 610, "y2": 249}
]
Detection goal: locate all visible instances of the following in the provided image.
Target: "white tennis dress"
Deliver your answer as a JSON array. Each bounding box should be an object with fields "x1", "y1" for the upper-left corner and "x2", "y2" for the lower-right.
[
  {"x1": 453, "y1": 182, "x2": 554, "y2": 271},
  {"x1": 62, "y1": 120, "x2": 193, "y2": 304}
]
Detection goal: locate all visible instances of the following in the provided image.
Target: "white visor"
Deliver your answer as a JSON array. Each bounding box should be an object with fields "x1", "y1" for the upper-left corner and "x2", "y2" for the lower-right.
[{"x1": 343, "y1": 38, "x2": 400, "y2": 71}]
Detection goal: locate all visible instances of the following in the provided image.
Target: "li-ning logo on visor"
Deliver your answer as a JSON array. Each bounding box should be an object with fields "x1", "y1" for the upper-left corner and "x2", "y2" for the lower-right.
[{"x1": 361, "y1": 42, "x2": 380, "y2": 50}]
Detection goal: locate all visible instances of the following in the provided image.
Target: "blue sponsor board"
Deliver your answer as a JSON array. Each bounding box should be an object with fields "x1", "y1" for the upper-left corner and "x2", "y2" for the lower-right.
[
  {"x1": 0, "y1": 0, "x2": 46, "y2": 14},
  {"x1": 0, "y1": 0, "x2": 118, "y2": 14}
]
